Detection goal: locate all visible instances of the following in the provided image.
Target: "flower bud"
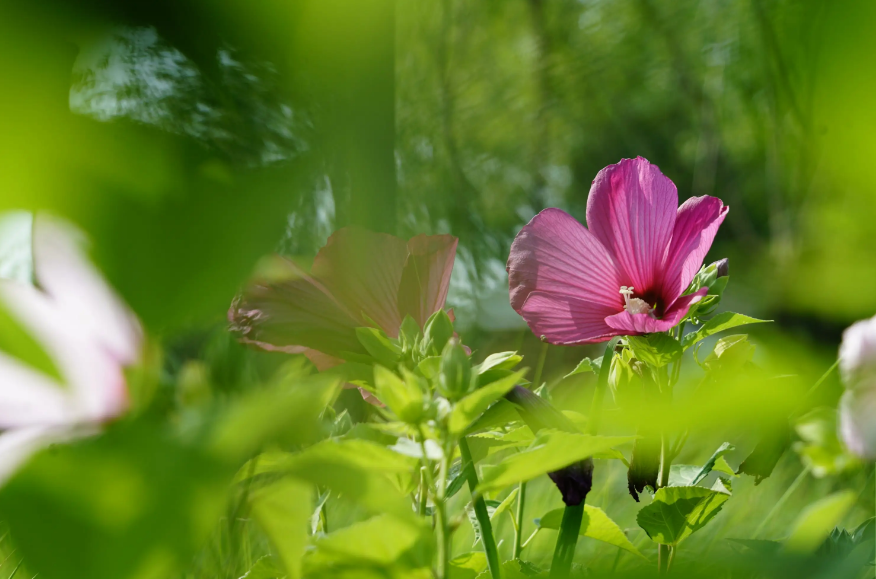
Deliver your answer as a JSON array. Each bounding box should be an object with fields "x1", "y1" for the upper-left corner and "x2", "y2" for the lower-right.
[
  {"x1": 438, "y1": 338, "x2": 472, "y2": 400},
  {"x1": 714, "y1": 257, "x2": 730, "y2": 279}
]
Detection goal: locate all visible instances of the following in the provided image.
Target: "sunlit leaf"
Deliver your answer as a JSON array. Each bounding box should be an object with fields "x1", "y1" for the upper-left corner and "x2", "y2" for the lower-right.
[
  {"x1": 477, "y1": 431, "x2": 634, "y2": 492},
  {"x1": 449, "y1": 370, "x2": 526, "y2": 434},
  {"x1": 250, "y1": 479, "x2": 312, "y2": 579},
  {"x1": 626, "y1": 334, "x2": 681, "y2": 368},
  {"x1": 538, "y1": 506, "x2": 645, "y2": 558},
  {"x1": 476, "y1": 352, "x2": 522, "y2": 374},
  {"x1": 784, "y1": 491, "x2": 857, "y2": 553},
  {"x1": 682, "y1": 312, "x2": 769, "y2": 350},
  {"x1": 669, "y1": 442, "x2": 735, "y2": 487},
  {"x1": 636, "y1": 485, "x2": 731, "y2": 546},
  {"x1": 564, "y1": 357, "x2": 594, "y2": 379}
]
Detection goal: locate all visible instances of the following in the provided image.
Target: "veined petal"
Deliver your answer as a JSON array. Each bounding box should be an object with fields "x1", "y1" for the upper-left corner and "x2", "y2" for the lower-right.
[
  {"x1": 519, "y1": 291, "x2": 623, "y2": 345},
  {"x1": 604, "y1": 287, "x2": 707, "y2": 334},
  {"x1": 230, "y1": 260, "x2": 366, "y2": 359},
  {"x1": 32, "y1": 215, "x2": 142, "y2": 365},
  {"x1": 312, "y1": 228, "x2": 409, "y2": 336},
  {"x1": 397, "y1": 235, "x2": 458, "y2": 328},
  {"x1": 586, "y1": 158, "x2": 677, "y2": 292},
  {"x1": 661, "y1": 196, "x2": 729, "y2": 301},
  {"x1": 508, "y1": 208, "x2": 622, "y2": 313}
]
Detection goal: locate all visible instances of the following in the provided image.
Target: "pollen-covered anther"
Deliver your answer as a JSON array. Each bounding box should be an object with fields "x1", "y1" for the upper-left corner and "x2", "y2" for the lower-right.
[{"x1": 620, "y1": 286, "x2": 653, "y2": 316}]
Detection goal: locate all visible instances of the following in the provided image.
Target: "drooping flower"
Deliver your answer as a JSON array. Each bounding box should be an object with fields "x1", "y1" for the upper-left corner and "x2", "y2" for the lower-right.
[
  {"x1": 839, "y1": 314, "x2": 876, "y2": 459},
  {"x1": 0, "y1": 215, "x2": 141, "y2": 481},
  {"x1": 507, "y1": 157, "x2": 728, "y2": 343},
  {"x1": 229, "y1": 227, "x2": 458, "y2": 368}
]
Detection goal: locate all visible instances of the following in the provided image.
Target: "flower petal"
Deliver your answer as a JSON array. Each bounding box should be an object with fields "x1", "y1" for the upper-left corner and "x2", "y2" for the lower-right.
[
  {"x1": 840, "y1": 389, "x2": 876, "y2": 459},
  {"x1": 519, "y1": 291, "x2": 623, "y2": 345},
  {"x1": 507, "y1": 208, "x2": 622, "y2": 315},
  {"x1": 0, "y1": 426, "x2": 68, "y2": 484},
  {"x1": 0, "y1": 349, "x2": 71, "y2": 428},
  {"x1": 0, "y1": 280, "x2": 127, "y2": 422},
  {"x1": 312, "y1": 228, "x2": 409, "y2": 336},
  {"x1": 585, "y1": 158, "x2": 678, "y2": 293},
  {"x1": 32, "y1": 215, "x2": 142, "y2": 365},
  {"x1": 604, "y1": 288, "x2": 708, "y2": 334},
  {"x1": 230, "y1": 258, "x2": 366, "y2": 358},
  {"x1": 661, "y1": 196, "x2": 729, "y2": 301},
  {"x1": 397, "y1": 235, "x2": 458, "y2": 328}
]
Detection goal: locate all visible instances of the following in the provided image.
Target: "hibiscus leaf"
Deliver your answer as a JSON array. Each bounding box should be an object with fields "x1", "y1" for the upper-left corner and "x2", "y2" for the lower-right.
[
  {"x1": 626, "y1": 334, "x2": 682, "y2": 368},
  {"x1": 476, "y1": 431, "x2": 634, "y2": 492},
  {"x1": 422, "y1": 309, "x2": 454, "y2": 356},
  {"x1": 669, "y1": 442, "x2": 735, "y2": 486},
  {"x1": 636, "y1": 485, "x2": 731, "y2": 546},
  {"x1": 682, "y1": 312, "x2": 770, "y2": 350},
  {"x1": 537, "y1": 506, "x2": 645, "y2": 558},
  {"x1": 564, "y1": 357, "x2": 595, "y2": 379},
  {"x1": 250, "y1": 478, "x2": 312, "y2": 578},
  {"x1": 475, "y1": 351, "x2": 523, "y2": 374},
  {"x1": 355, "y1": 327, "x2": 402, "y2": 367},
  {"x1": 449, "y1": 370, "x2": 526, "y2": 435}
]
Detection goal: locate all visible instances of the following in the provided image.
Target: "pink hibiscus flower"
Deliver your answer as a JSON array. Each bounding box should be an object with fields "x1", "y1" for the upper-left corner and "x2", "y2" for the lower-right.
[
  {"x1": 0, "y1": 215, "x2": 141, "y2": 481},
  {"x1": 230, "y1": 227, "x2": 458, "y2": 368},
  {"x1": 507, "y1": 157, "x2": 728, "y2": 344}
]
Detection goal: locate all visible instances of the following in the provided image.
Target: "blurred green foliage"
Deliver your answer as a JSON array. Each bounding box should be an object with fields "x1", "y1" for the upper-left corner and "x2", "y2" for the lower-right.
[{"x1": 0, "y1": 0, "x2": 872, "y2": 578}]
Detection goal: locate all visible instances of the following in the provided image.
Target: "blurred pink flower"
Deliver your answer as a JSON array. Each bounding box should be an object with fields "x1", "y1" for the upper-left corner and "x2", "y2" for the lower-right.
[
  {"x1": 839, "y1": 314, "x2": 876, "y2": 459},
  {"x1": 0, "y1": 215, "x2": 141, "y2": 481},
  {"x1": 230, "y1": 227, "x2": 458, "y2": 377},
  {"x1": 507, "y1": 157, "x2": 728, "y2": 344}
]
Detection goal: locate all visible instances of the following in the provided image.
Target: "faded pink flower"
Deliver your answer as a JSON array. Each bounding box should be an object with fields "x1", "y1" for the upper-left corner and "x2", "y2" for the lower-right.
[
  {"x1": 230, "y1": 227, "x2": 458, "y2": 369},
  {"x1": 0, "y1": 215, "x2": 141, "y2": 481},
  {"x1": 507, "y1": 157, "x2": 728, "y2": 344}
]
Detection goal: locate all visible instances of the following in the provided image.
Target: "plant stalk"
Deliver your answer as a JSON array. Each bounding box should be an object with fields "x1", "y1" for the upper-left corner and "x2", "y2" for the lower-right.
[
  {"x1": 549, "y1": 502, "x2": 584, "y2": 578},
  {"x1": 657, "y1": 434, "x2": 672, "y2": 573},
  {"x1": 512, "y1": 481, "x2": 527, "y2": 558},
  {"x1": 458, "y1": 436, "x2": 502, "y2": 579}
]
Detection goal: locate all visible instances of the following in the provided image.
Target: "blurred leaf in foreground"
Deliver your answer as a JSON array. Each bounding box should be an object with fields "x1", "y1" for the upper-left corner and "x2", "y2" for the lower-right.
[{"x1": 0, "y1": 420, "x2": 233, "y2": 579}]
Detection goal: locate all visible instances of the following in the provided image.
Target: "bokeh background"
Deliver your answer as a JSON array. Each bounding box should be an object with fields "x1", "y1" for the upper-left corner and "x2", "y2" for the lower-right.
[{"x1": 0, "y1": 0, "x2": 874, "y2": 577}]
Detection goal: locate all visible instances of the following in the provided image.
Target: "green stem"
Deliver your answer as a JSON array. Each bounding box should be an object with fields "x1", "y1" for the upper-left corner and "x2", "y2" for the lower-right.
[
  {"x1": 752, "y1": 466, "x2": 808, "y2": 538},
  {"x1": 534, "y1": 341, "x2": 549, "y2": 389},
  {"x1": 458, "y1": 437, "x2": 502, "y2": 579},
  {"x1": 418, "y1": 467, "x2": 427, "y2": 517},
  {"x1": 658, "y1": 434, "x2": 672, "y2": 573},
  {"x1": 589, "y1": 337, "x2": 621, "y2": 435},
  {"x1": 418, "y1": 428, "x2": 448, "y2": 578},
  {"x1": 549, "y1": 502, "x2": 584, "y2": 578},
  {"x1": 513, "y1": 481, "x2": 526, "y2": 559}
]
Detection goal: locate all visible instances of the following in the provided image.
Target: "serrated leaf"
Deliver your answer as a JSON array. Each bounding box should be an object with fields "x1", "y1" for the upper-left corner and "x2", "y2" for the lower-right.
[
  {"x1": 784, "y1": 491, "x2": 857, "y2": 553},
  {"x1": 356, "y1": 327, "x2": 402, "y2": 366},
  {"x1": 465, "y1": 399, "x2": 520, "y2": 434},
  {"x1": 627, "y1": 334, "x2": 682, "y2": 368},
  {"x1": 682, "y1": 312, "x2": 769, "y2": 350},
  {"x1": 240, "y1": 556, "x2": 284, "y2": 579},
  {"x1": 449, "y1": 370, "x2": 526, "y2": 435},
  {"x1": 564, "y1": 358, "x2": 594, "y2": 379},
  {"x1": 712, "y1": 456, "x2": 737, "y2": 477},
  {"x1": 538, "y1": 506, "x2": 644, "y2": 557},
  {"x1": 477, "y1": 431, "x2": 634, "y2": 492},
  {"x1": 476, "y1": 351, "x2": 523, "y2": 374},
  {"x1": 636, "y1": 486, "x2": 731, "y2": 546}
]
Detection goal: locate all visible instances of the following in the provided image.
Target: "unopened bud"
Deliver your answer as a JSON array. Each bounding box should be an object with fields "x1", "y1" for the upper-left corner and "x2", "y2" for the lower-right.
[
  {"x1": 714, "y1": 258, "x2": 730, "y2": 279},
  {"x1": 438, "y1": 338, "x2": 472, "y2": 400}
]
